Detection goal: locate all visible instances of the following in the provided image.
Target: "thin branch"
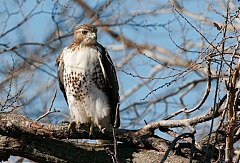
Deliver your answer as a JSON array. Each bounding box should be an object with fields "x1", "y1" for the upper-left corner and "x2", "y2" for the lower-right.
[
  {"x1": 184, "y1": 61, "x2": 212, "y2": 113},
  {"x1": 140, "y1": 94, "x2": 227, "y2": 133},
  {"x1": 36, "y1": 90, "x2": 59, "y2": 121}
]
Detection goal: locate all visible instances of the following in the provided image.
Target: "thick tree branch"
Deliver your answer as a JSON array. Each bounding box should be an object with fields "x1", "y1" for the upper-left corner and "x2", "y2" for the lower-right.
[
  {"x1": 0, "y1": 134, "x2": 196, "y2": 163},
  {"x1": 0, "y1": 112, "x2": 171, "y2": 162},
  {"x1": 0, "y1": 92, "x2": 229, "y2": 162},
  {"x1": 0, "y1": 134, "x2": 137, "y2": 162},
  {"x1": 0, "y1": 113, "x2": 169, "y2": 150}
]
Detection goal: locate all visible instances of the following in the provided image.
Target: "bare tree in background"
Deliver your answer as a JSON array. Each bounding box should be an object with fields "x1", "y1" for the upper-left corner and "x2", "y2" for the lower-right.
[{"x1": 0, "y1": 0, "x2": 240, "y2": 162}]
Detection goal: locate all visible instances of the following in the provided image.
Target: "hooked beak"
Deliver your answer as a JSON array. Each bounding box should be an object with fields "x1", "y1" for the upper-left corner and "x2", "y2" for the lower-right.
[{"x1": 89, "y1": 32, "x2": 96, "y2": 39}]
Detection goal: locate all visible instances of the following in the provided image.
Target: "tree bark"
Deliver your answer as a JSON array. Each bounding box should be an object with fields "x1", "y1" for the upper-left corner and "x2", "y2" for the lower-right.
[
  {"x1": 1, "y1": 107, "x2": 236, "y2": 162},
  {"x1": 0, "y1": 112, "x2": 202, "y2": 162}
]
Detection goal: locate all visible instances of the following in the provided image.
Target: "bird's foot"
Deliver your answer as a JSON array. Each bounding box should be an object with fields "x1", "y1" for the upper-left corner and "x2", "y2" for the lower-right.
[
  {"x1": 68, "y1": 120, "x2": 77, "y2": 134},
  {"x1": 96, "y1": 126, "x2": 110, "y2": 144},
  {"x1": 101, "y1": 128, "x2": 106, "y2": 134},
  {"x1": 98, "y1": 125, "x2": 106, "y2": 134},
  {"x1": 89, "y1": 124, "x2": 94, "y2": 138}
]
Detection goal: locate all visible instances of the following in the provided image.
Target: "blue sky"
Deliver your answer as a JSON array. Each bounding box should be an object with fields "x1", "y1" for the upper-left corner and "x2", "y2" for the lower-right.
[{"x1": 0, "y1": 0, "x2": 238, "y2": 130}]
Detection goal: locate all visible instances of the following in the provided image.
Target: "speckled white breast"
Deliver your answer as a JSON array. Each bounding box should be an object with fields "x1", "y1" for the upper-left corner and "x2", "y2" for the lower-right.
[{"x1": 62, "y1": 47, "x2": 111, "y2": 129}]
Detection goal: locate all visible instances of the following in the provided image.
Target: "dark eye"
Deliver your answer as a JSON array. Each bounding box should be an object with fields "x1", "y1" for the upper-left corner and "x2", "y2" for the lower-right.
[{"x1": 82, "y1": 30, "x2": 88, "y2": 35}]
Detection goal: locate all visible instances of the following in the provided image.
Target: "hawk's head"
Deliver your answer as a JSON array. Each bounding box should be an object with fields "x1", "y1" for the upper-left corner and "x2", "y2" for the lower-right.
[{"x1": 74, "y1": 24, "x2": 97, "y2": 47}]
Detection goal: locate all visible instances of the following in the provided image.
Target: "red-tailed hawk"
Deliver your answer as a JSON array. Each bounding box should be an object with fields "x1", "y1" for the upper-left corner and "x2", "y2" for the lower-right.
[{"x1": 56, "y1": 24, "x2": 120, "y2": 140}]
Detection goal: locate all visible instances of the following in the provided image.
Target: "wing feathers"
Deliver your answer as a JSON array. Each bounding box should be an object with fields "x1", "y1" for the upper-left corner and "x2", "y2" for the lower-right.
[
  {"x1": 96, "y1": 43, "x2": 120, "y2": 128},
  {"x1": 56, "y1": 50, "x2": 68, "y2": 104}
]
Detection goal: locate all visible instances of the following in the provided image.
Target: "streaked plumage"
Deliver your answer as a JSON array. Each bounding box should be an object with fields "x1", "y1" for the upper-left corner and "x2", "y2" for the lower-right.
[{"x1": 56, "y1": 24, "x2": 120, "y2": 137}]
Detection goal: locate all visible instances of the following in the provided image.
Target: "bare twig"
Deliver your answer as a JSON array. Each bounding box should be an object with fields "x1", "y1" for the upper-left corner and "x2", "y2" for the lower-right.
[
  {"x1": 184, "y1": 60, "x2": 212, "y2": 113},
  {"x1": 36, "y1": 90, "x2": 59, "y2": 122},
  {"x1": 113, "y1": 103, "x2": 120, "y2": 163}
]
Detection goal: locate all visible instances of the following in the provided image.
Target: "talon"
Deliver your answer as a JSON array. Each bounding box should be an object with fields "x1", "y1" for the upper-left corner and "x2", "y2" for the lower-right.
[
  {"x1": 89, "y1": 124, "x2": 94, "y2": 137},
  {"x1": 98, "y1": 126, "x2": 106, "y2": 134},
  {"x1": 68, "y1": 121, "x2": 77, "y2": 134},
  {"x1": 101, "y1": 128, "x2": 106, "y2": 133}
]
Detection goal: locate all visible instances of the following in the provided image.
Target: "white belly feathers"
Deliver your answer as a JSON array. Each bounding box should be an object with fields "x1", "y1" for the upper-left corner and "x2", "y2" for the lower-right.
[{"x1": 62, "y1": 47, "x2": 111, "y2": 129}]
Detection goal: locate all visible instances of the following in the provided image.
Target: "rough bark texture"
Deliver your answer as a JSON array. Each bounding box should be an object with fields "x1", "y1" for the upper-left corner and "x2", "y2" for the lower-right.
[
  {"x1": 0, "y1": 135, "x2": 196, "y2": 163},
  {"x1": 0, "y1": 112, "x2": 202, "y2": 162}
]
